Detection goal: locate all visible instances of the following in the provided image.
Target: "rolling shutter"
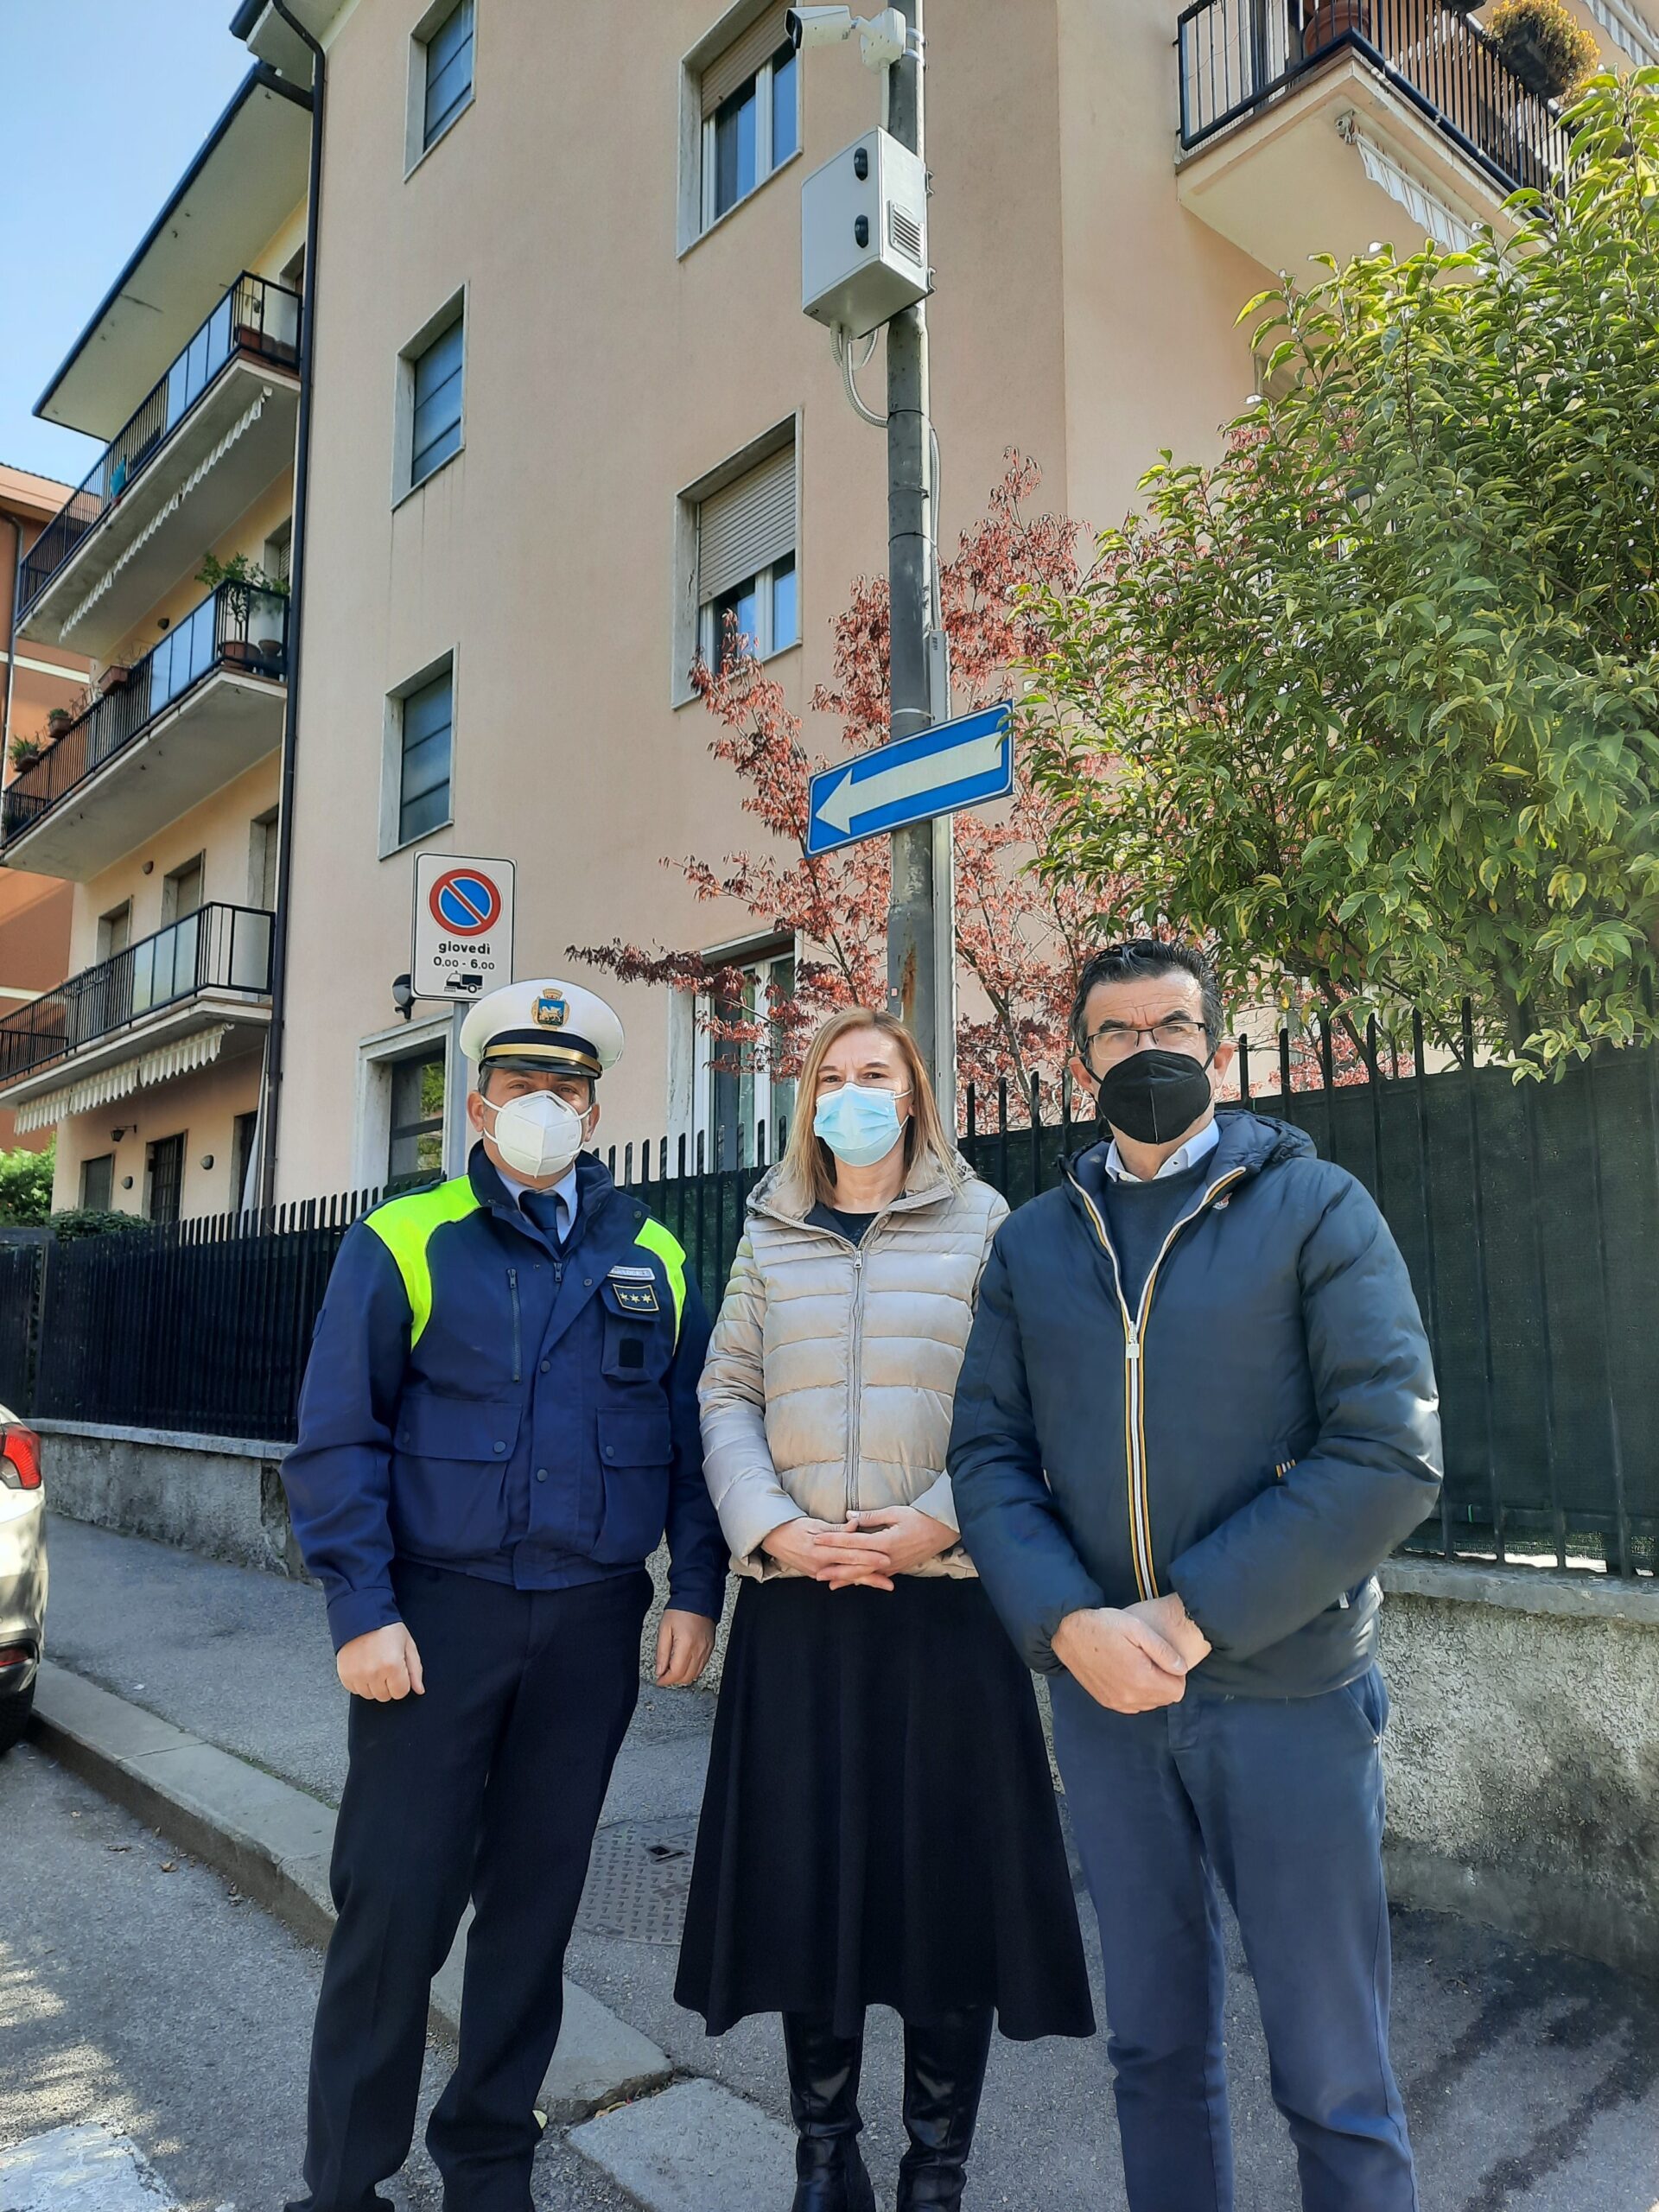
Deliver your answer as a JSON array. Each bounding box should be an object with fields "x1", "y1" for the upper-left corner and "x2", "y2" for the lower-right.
[
  {"x1": 698, "y1": 444, "x2": 796, "y2": 605},
  {"x1": 702, "y1": 3, "x2": 790, "y2": 115}
]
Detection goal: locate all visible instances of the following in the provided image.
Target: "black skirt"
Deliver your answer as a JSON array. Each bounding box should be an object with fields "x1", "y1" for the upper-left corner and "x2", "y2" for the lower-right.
[{"x1": 675, "y1": 1573, "x2": 1096, "y2": 2042}]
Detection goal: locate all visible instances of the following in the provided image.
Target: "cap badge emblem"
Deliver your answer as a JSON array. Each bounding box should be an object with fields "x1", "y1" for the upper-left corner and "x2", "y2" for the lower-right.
[{"x1": 534, "y1": 991, "x2": 569, "y2": 1029}]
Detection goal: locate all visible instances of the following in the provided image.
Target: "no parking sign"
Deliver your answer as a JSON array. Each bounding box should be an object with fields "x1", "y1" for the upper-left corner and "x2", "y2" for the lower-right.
[{"x1": 411, "y1": 854, "x2": 516, "y2": 999}]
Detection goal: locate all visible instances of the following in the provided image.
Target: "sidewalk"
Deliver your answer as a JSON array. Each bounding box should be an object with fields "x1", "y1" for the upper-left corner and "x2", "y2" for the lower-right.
[{"x1": 36, "y1": 1513, "x2": 1659, "y2": 2211}]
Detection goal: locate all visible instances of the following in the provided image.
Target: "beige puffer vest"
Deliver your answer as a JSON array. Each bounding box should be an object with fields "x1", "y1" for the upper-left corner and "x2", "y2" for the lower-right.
[{"x1": 697, "y1": 1156, "x2": 1008, "y2": 1580}]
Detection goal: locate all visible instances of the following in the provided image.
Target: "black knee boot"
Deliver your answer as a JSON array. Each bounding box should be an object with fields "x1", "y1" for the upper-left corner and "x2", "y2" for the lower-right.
[
  {"x1": 781, "y1": 2010, "x2": 876, "y2": 2212},
  {"x1": 896, "y1": 2005, "x2": 994, "y2": 2210}
]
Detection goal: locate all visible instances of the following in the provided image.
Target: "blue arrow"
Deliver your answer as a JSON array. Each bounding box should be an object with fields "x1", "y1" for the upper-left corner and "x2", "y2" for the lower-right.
[{"x1": 808, "y1": 703, "x2": 1013, "y2": 854}]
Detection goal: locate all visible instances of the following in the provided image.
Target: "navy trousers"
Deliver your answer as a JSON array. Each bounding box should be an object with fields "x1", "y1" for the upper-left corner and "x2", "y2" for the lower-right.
[
  {"x1": 289, "y1": 1560, "x2": 652, "y2": 2212},
  {"x1": 1052, "y1": 1664, "x2": 1416, "y2": 2212}
]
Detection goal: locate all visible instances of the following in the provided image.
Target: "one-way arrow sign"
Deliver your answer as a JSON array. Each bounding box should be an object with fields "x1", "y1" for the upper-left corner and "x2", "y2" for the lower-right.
[{"x1": 806, "y1": 702, "x2": 1014, "y2": 855}]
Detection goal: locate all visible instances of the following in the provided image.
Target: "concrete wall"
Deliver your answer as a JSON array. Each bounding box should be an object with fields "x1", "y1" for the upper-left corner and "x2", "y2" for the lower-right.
[
  {"x1": 1375, "y1": 1559, "x2": 1659, "y2": 1985},
  {"x1": 39, "y1": 1420, "x2": 1659, "y2": 1980},
  {"x1": 38, "y1": 1421, "x2": 303, "y2": 1582}
]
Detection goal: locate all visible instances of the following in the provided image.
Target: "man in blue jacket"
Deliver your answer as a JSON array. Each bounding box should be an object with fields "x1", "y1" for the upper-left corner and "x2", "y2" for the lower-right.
[
  {"x1": 282, "y1": 977, "x2": 726, "y2": 2212},
  {"x1": 949, "y1": 940, "x2": 1441, "y2": 2212}
]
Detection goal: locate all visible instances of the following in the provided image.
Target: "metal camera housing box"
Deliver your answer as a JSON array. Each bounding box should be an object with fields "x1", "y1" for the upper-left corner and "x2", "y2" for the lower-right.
[{"x1": 800, "y1": 128, "x2": 931, "y2": 341}]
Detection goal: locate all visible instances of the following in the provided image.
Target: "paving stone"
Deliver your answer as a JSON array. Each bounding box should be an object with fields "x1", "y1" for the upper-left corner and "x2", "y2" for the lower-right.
[{"x1": 571, "y1": 2078, "x2": 797, "y2": 2211}]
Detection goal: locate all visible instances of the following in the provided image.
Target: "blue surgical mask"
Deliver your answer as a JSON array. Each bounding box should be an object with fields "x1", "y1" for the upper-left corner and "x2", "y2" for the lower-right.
[{"x1": 813, "y1": 1083, "x2": 907, "y2": 1168}]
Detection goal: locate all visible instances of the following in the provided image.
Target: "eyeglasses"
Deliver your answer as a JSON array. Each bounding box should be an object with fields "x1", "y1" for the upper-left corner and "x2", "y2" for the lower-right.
[{"x1": 1081, "y1": 1014, "x2": 1209, "y2": 1069}]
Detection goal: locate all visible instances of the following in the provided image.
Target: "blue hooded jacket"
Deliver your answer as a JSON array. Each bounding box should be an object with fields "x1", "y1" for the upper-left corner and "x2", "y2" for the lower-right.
[
  {"x1": 948, "y1": 1109, "x2": 1442, "y2": 1696},
  {"x1": 283, "y1": 1147, "x2": 728, "y2": 1650}
]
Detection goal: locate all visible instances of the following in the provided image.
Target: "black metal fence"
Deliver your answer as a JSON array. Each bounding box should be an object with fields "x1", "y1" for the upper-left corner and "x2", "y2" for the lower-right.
[
  {"x1": 16, "y1": 272, "x2": 302, "y2": 615},
  {"x1": 0, "y1": 903, "x2": 274, "y2": 1086},
  {"x1": 1177, "y1": 0, "x2": 1572, "y2": 197},
  {"x1": 3, "y1": 582, "x2": 289, "y2": 842},
  {"x1": 1, "y1": 1024, "x2": 1653, "y2": 1577}
]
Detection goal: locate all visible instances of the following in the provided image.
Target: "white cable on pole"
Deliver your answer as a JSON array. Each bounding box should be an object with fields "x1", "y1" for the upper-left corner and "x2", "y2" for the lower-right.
[{"x1": 835, "y1": 326, "x2": 887, "y2": 429}]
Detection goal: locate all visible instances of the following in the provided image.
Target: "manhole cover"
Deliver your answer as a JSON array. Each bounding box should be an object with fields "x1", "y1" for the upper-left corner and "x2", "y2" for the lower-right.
[{"x1": 576, "y1": 1815, "x2": 699, "y2": 1943}]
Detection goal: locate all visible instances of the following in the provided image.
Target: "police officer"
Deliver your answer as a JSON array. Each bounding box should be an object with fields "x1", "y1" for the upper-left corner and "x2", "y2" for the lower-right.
[{"x1": 282, "y1": 978, "x2": 726, "y2": 2212}]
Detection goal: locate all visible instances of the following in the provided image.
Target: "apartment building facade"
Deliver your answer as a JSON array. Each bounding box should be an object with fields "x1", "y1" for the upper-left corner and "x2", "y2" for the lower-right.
[
  {"x1": 0, "y1": 68, "x2": 311, "y2": 1217},
  {"x1": 9, "y1": 0, "x2": 1650, "y2": 1216},
  {"x1": 0, "y1": 465, "x2": 92, "y2": 1153}
]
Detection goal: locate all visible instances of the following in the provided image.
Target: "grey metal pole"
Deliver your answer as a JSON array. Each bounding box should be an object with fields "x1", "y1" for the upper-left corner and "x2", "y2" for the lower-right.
[{"x1": 884, "y1": 0, "x2": 938, "y2": 1091}]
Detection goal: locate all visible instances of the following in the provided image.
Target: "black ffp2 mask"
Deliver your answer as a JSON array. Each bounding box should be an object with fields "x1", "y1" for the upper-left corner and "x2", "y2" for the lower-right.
[{"x1": 1095, "y1": 1048, "x2": 1215, "y2": 1147}]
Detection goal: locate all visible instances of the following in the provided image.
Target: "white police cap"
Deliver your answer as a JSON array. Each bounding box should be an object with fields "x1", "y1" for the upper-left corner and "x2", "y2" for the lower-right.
[{"x1": 458, "y1": 978, "x2": 626, "y2": 1080}]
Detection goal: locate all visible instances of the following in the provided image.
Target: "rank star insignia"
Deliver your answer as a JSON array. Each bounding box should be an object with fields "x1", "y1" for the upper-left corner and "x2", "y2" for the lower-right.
[{"x1": 534, "y1": 992, "x2": 569, "y2": 1029}]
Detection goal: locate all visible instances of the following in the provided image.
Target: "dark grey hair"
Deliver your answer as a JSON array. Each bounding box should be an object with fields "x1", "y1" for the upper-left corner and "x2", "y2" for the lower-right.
[{"x1": 1069, "y1": 940, "x2": 1226, "y2": 1056}]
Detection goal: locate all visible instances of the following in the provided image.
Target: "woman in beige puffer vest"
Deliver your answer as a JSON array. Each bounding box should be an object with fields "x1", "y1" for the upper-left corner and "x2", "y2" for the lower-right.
[
  {"x1": 675, "y1": 1008, "x2": 1093, "y2": 2212},
  {"x1": 697, "y1": 1137, "x2": 1001, "y2": 1578}
]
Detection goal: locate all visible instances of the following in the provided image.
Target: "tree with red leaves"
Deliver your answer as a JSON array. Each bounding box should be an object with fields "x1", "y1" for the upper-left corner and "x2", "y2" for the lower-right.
[{"x1": 571, "y1": 455, "x2": 1136, "y2": 1117}]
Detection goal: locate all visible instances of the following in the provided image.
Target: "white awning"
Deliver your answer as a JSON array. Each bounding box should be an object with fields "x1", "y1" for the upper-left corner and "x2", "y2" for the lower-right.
[
  {"x1": 56, "y1": 389, "x2": 272, "y2": 645},
  {"x1": 11, "y1": 1025, "x2": 231, "y2": 1135},
  {"x1": 1583, "y1": 0, "x2": 1659, "y2": 66},
  {"x1": 1338, "y1": 112, "x2": 1480, "y2": 255}
]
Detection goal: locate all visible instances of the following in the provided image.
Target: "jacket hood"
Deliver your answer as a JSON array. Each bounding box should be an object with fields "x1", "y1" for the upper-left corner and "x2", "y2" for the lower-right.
[
  {"x1": 1064, "y1": 1105, "x2": 1313, "y2": 1188},
  {"x1": 746, "y1": 1147, "x2": 980, "y2": 1229}
]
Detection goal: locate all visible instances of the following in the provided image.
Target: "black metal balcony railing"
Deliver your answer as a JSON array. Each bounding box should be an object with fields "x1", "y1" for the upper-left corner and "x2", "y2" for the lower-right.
[
  {"x1": 1178, "y1": 0, "x2": 1573, "y2": 198},
  {"x1": 0, "y1": 904, "x2": 274, "y2": 1087},
  {"x1": 3, "y1": 582, "x2": 288, "y2": 843},
  {"x1": 17, "y1": 273, "x2": 302, "y2": 617}
]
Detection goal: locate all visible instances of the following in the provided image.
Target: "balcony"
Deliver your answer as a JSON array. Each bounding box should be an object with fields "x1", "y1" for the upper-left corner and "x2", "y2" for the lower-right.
[
  {"x1": 16, "y1": 274, "x2": 302, "y2": 661},
  {"x1": 0, "y1": 904, "x2": 274, "y2": 1114},
  {"x1": 2, "y1": 582, "x2": 287, "y2": 881},
  {"x1": 1176, "y1": 0, "x2": 1573, "y2": 278}
]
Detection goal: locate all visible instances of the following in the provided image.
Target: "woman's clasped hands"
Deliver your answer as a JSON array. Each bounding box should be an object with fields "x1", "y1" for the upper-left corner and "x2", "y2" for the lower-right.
[{"x1": 760, "y1": 1506, "x2": 957, "y2": 1591}]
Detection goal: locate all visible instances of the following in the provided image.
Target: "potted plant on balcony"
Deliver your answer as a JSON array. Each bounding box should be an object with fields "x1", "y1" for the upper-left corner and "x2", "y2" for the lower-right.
[
  {"x1": 195, "y1": 551, "x2": 289, "y2": 670},
  {"x1": 1302, "y1": 0, "x2": 1372, "y2": 58},
  {"x1": 8, "y1": 734, "x2": 44, "y2": 772},
  {"x1": 1484, "y1": 0, "x2": 1599, "y2": 99}
]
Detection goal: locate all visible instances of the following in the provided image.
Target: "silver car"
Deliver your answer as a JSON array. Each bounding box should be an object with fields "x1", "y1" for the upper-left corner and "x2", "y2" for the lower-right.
[{"x1": 0, "y1": 1412, "x2": 44, "y2": 1755}]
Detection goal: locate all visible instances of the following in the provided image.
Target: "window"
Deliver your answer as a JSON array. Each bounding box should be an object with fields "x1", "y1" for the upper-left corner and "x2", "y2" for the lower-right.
[
  {"x1": 231, "y1": 1110, "x2": 259, "y2": 1211},
  {"x1": 80, "y1": 1154, "x2": 114, "y2": 1211},
  {"x1": 162, "y1": 855, "x2": 205, "y2": 925},
  {"x1": 420, "y1": 0, "x2": 474, "y2": 154},
  {"x1": 388, "y1": 1050, "x2": 446, "y2": 1191},
  {"x1": 396, "y1": 666, "x2": 454, "y2": 847},
  {"x1": 408, "y1": 314, "x2": 464, "y2": 491},
  {"x1": 706, "y1": 553, "x2": 798, "y2": 675},
  {"x1": 250, "y1": 809, "x2": 280, "y2": 912},
  {"x1": 696, "y1": 4, "x2": 798, "y2": 234},
  {"x1": 263, "y1": 520, "x2": 292, "y2": 588},
  {"x1": 98, "y1": 902, "x2": 131, "y2": 962},
  {"x1": 698, "y1": 944, "x2": 797, "y2": 1163},
  {"x1": 145, "y1": 1134, "x2": 186, "y2": 1225},
  {"x1": 685, "y1": 434, "x2": 798, "y2": 689}
]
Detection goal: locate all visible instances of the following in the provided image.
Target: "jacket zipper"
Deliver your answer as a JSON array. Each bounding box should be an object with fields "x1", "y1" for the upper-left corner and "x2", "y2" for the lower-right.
[
  {"x1": 844, "y1": 1245, "x2": 866, "y2": 1517},
  {"x1": 1067, "y1": 1165, "x2": 1249, "y2": 1601},
  {"x1": 506, "y1": 1267, "x2": 522, "y2": 1384}
]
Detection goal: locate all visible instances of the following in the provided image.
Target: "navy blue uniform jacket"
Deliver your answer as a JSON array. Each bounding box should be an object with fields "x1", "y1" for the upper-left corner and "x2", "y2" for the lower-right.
[
  {"x1": 948, "y1": 1111, "x2": 1442, "y2": 1696},
  {"x1": 283, "y1": 1147, "x2": 727, "y2": 1650}
]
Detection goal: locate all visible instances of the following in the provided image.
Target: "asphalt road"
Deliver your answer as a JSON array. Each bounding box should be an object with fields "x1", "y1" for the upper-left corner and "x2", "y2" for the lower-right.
[{"x1": 0, "y1": 1746, "x2": 640, "y2": 2212}]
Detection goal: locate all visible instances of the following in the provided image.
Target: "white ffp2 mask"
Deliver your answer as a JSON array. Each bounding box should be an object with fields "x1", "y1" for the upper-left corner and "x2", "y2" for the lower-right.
[{"x1": 485, "y1": 1091, "x2": 588, "y2": 1179}]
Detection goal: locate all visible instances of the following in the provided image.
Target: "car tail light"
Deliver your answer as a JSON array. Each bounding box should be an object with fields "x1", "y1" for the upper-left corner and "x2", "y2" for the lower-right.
[
  {"x1": 0, "y1": 1645, "x2": 30, "y2": 1670},
  {"x1": 0, "y1": 1426, "x2": 41, "y2": 1490}
]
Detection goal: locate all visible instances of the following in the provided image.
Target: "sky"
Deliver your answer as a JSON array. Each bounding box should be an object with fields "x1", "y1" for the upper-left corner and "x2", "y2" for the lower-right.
[{"x1": 0, "y1": 0, "x2": 254, "y2": 486}]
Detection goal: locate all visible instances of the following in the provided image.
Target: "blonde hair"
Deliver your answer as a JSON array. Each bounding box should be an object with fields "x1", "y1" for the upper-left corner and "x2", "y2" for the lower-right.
[{"x1": 780, "y1": 1007, "x2": 962, "y2": 1211}]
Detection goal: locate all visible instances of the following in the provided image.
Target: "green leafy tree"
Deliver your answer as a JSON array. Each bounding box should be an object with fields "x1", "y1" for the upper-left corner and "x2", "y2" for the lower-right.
[
  {"x1": 0, "y1": 1144, "x2": 54, "y2": 1227},
  {"x1": 1025, "y1": 73, "x2": 1659, "y2": 1071}
]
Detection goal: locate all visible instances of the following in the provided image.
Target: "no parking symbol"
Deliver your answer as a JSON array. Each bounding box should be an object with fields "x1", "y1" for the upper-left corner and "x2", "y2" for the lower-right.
[{"x1": 411, "y1": 854, "x2": 516, "y2": 999}]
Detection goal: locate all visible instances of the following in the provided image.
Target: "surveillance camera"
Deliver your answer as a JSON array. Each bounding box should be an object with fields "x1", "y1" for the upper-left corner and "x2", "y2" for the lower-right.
[{"x1": 786, "y1": 7, "x2": 855, "y2": 51}]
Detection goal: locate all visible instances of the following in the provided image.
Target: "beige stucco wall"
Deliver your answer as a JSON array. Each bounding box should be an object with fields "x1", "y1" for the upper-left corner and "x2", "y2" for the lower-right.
[
  {"x1": 46, "y1": 753, "x2": 283, "y2": 1214},
  {"x1": 270, "y1": 0, "x2": 1276, "y2": 1201},
  {"x1": 51, "y1": 1043, "x2": 266, "y2": 1220},
  {"x1": 70, "y1": 755, "x2": 281, "y2": 975}
]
